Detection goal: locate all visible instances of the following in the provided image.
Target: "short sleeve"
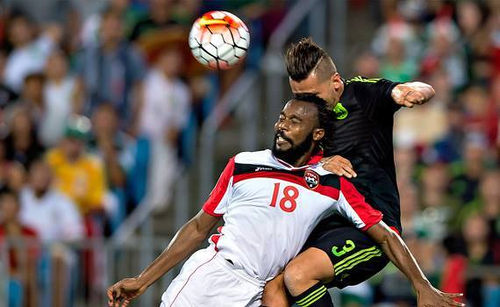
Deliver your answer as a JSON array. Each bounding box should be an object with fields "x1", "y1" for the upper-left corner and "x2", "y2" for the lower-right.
[
  {"x1": 202, "y1": 157, "x2": 235, "y2": 216},
  {"x1": 351, "y1": 77, "x2": 400, "y2": 120},
  {"x1": 335, "y1": 177, "x2": 383, "y2": 231}
]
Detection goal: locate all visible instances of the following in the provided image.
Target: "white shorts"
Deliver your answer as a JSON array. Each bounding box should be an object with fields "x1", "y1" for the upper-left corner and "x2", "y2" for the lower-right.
[{"x1": 160, "y1": 247, "x2": 265, "y2": 307}]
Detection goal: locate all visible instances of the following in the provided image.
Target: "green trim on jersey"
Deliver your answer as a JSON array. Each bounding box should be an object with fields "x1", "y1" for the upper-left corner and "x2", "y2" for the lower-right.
[
  {"x1": 345, "y1": 76, "x2": 382, "y2": 84},
  {"x1": 333, "y1": 102, "x2": 348, "y2": 119}
]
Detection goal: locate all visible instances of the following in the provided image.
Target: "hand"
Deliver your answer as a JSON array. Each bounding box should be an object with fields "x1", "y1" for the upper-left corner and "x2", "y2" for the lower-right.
[
  {"x1": 107, "y1": 277, "x2": 147, "y2": 307},
  {"x1": 321, "y1": 155, "x2": 357, "y2": 178},
  {"x1": 391, "y1": 84, "x2": 428, "y2": 108},
  {"x1": 416, "y1": 284, "x2": 464, "y2": 307}
]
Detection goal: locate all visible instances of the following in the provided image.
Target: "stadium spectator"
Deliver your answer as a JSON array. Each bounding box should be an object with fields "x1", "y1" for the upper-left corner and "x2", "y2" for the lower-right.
[
  {"x1": 4, "y1": 162, "x2": 27, "y2": 194},
  {"x1": 0, "y1": 190, "x2": 38, "y2": 307},
  {"x1": 80, "y1": 0, "x2": 133, "y2": 47},
  {"x1": 138, "y1": 47, "x2": 190, "y2": 210},
  {"x1": 380, "y1": 36, "x2": 417, "y2": 82},
  {"x1": 19, "y1": 159, "x2": 83, "y2": 307},
  {"x1": 3, "y1": 13, "x2": 61, "y2": 92},
  {"x1": 0, "y1": 49, "x2": 18, "y2": 110},
  {"x1": 129, "y1": 0, "x2": 177, "y2": 42},
  {"x1": 7, "y1": 73, "x2": 45, "y2": 125},
  {"x1": 449, "y1": 133, "x2": 489, "y2": 204},
  {"x1": 76, "y1": 9, "x2": 145, "y2": 127},
  {"x1": 3, "y1": 105, "x2": 44, "y2": 167},
  {"x1": 45, "y1": 115, "x2": 107, "y2": 302},
  {"x1": 39, "y1": 50, "x2": 82, "y2": 147},
  {"x1": 89, "y1": 104, "x2": 134, "y2": 232},
  {"x1": 46, "y1": 115, "x2": 106, "y2": 218},
  {"x1": 460, "y1": 213, "x2": 495, "y2": 306},
  {"x1": 19, "y1": 158, "x2": 83, "y2": 243}
]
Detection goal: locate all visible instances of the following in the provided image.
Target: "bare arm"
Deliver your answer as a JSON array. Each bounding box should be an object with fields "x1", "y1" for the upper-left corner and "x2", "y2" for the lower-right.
[
  {"x1": 391, "y1": 82, "x2": 435, "y2": 108},
  {"x1": 366, "y1": 222, "x2": 464, "y2": 307},
  {"x1": 107, "y1": 210, "x2": 220, "y2": 306}
]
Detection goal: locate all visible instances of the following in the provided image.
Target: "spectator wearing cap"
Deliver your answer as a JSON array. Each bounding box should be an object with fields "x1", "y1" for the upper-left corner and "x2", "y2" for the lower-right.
[
  {"x1": 45, "y1": 116, "x2": 107, "y2": 217},
  {"x1": 45, "y1": 116, "x2": 107, "y2": 300}
]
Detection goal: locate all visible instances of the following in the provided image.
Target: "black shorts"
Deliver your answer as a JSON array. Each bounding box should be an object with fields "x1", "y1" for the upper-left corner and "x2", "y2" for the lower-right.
[{"x1": 303, "y1": 225, "x2": 389, "y2": 289}]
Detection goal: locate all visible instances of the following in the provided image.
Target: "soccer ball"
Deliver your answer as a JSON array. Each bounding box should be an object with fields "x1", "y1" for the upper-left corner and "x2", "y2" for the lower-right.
[{"x1": 189, "y1": 11, "x2": 250, "y2": 70}]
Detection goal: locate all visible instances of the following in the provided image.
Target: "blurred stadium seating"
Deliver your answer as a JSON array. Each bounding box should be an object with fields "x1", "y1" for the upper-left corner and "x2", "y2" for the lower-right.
[{"x1": 0, "y1": 0, "x2": 498, "y2": 306}]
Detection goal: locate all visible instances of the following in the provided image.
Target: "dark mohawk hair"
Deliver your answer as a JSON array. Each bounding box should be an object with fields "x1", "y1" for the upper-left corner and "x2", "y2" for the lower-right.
[{"x1": 285, "y1": 38, "x2": 334, "y2": 82}]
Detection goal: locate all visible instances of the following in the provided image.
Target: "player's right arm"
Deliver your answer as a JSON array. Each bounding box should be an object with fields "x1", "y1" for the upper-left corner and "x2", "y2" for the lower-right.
[
  {"x1": 107, "y1": 211, "x2": 221, "y2": 307},
  {"x1": 108, "y1": 157, "x2": 236, "y2": 307}
]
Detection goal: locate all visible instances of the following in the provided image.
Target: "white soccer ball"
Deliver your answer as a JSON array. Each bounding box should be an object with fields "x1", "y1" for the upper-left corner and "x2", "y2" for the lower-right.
[{"x1": 189, "y1": 11, "x2": 250, "y2": 70}]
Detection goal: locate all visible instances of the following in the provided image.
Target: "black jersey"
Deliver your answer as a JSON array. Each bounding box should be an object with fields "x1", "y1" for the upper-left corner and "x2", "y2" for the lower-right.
[{"x1": 324, "y1": 76, "x2": 402, "y2": 232}]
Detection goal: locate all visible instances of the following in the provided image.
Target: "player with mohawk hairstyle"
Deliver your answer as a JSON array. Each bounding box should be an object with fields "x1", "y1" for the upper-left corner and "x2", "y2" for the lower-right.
[{"x1": 261, "y1": 38, "x2": 460, "y2": 307}]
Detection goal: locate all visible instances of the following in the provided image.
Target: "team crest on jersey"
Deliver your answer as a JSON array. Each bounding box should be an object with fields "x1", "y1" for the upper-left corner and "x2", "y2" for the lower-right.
[{"x1": 304, "y1": 170, "x2": 320, "y2": 189}]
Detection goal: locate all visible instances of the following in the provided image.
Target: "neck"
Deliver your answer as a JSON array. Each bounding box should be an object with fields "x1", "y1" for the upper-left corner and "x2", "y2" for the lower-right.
[
  {"x1": 281, "y1": 145, "x2": 319, "y2": 167},
  {"x1": 33, "y1": 188, "x2": 48, "y2": 198},
  {"x1": 291, "y1": 152, "x2": 313, "y2": 167}
]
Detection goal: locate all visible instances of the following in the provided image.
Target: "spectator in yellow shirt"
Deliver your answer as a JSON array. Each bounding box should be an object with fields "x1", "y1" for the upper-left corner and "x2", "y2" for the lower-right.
[{"x1": 46, "y1": 116, "x2": 107, "y2": 216}]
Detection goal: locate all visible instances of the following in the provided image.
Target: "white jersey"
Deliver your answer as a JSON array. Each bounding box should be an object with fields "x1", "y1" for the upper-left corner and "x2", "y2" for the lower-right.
[{"x1": 203, "y1": 149, "x2": 382, "y2": 282}]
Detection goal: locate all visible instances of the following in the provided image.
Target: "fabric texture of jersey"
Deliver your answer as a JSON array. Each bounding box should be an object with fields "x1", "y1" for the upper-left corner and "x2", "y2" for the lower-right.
[
  {"x1": 325, "y1": 76, "x2": 402, "y2": 232},
  {"x1": 201, "y1": 149, "x2": 382, "y2": 282}
]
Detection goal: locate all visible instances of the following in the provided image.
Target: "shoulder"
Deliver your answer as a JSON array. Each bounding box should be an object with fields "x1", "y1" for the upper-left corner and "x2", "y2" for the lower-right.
[
  {"x1": 345, "y1": 76, "x2": 384, "y2": 85},
  {"x1": 234, "y1": 149, "x2": 273, "y2": 165},
  {"x1": 307, "y1": 165, "x2": 341, "y2": 189},
  {"x1": 345, "y1": 76, "x2": 397, "y2": 91},
  {"x1": 83, "y1": 154, "x2": 104, "y2": 170},
  {"x1": 46, "y1": 148, "x2": 63, "y2": 165}
]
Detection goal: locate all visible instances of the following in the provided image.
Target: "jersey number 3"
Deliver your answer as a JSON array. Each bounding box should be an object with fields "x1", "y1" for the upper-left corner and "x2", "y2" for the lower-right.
[{"x1": 269, "y1": 183, "x2": 299, "y2": 213}]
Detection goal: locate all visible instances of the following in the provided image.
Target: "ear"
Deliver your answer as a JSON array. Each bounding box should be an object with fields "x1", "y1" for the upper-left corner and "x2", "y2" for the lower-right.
[
  {"x1": 331, "y1": 73, "x2": 342, "y2": 91},
  {"x1": 312, "y1": 128, "x2": 325, "y2": 141}
]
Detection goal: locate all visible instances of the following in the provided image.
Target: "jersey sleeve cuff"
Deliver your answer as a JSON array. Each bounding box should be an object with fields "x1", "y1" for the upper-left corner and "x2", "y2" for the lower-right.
[
  {"x1": 361, "y1": 214, "x2": 383, "y2": 232},
  {"x1": 202, "y1": 206, "x2": 223, "y2": 217}
]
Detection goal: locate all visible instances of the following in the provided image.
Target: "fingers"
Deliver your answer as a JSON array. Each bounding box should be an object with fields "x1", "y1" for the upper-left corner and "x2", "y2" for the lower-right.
[
  {"x1": 404, "y1": 91, "x2": 426, "y2": 106},
  {"x1": 322, "y1": 156, "x2": 357, "y2": 178},
  {"x1": 445, "y1": 293, "x2": 464, "y2": 306},
  {"x1": 341, "y1": 164, "x2": 357, "y2": 178},
  {"x1": 337, "y1": 156, "x2": 353, "y2": 169}
]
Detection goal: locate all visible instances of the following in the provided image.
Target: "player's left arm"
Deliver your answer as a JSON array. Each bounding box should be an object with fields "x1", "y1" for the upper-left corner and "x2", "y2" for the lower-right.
[
  {"x1": 390, "y1": 82, "x2": 435, "y2": 108},
  {"x1": 366, "y1": 222, "x2": 464, "y2": 307},
  {"x1": 336, "y1": 177, "x2": 463, "y2": 306}
]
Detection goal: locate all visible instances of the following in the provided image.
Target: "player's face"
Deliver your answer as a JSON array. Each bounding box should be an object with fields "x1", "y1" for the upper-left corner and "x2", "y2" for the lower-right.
[
  {"x1": 289, "y1": 72, "x2": 343, "y2": 108},
  {"x1": 272, "y1": 100, "x2": 324, "y2": 164}
]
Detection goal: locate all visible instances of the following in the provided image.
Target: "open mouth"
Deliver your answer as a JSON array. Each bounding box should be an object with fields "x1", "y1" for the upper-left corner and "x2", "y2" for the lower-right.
[{"x1": 275, "y1": 133, "x2": 292, "y2": 146}]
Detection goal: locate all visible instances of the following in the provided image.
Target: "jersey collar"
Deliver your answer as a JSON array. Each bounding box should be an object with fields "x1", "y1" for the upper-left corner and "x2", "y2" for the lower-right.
[{"x1": 270, "y1": 149, "x2": 323, "y2": 170}]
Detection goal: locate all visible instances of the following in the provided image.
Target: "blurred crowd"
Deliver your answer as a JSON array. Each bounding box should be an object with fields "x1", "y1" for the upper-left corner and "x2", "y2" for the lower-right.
[
  {"x1": 0, "y1": 0, "x2": 498, "y2": 306},
  {"x1": 342, "y1": 1, "x2": 500, "y2": 307},
  {"x1": 0, "y1": 0, "x2": 286, "y2": 306}
]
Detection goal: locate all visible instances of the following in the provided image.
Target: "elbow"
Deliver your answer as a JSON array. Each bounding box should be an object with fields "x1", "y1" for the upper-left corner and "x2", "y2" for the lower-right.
[
  {"x1": 427, "y1": 86, "x2": 436, "y2": 99},
  {"x1": 376, "y1": 227, "x2": 399, "y2": 247}
]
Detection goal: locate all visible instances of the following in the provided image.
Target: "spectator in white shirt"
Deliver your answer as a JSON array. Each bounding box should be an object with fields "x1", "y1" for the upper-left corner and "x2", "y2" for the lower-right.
[
  {"x1": 19, "y1": 158, "x2": 83, "y2": 243},
  {"x1": 138, "y1": 47, "x2": 190, "y2": 210},
  {"x1": 40, "y1": 50, "x2": 82, "y2": 147},
  {"x1": 19, "y1": 158, "x2": 83, "y2": 307},
  {"x1": 3, "y1": 13, "x2": 62, "y2": 93}
]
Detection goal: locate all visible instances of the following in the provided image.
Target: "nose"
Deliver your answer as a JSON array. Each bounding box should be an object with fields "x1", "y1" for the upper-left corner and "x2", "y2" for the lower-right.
[{"x1": 276, "y1": 119, "x2": 288, "y2": 132}]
